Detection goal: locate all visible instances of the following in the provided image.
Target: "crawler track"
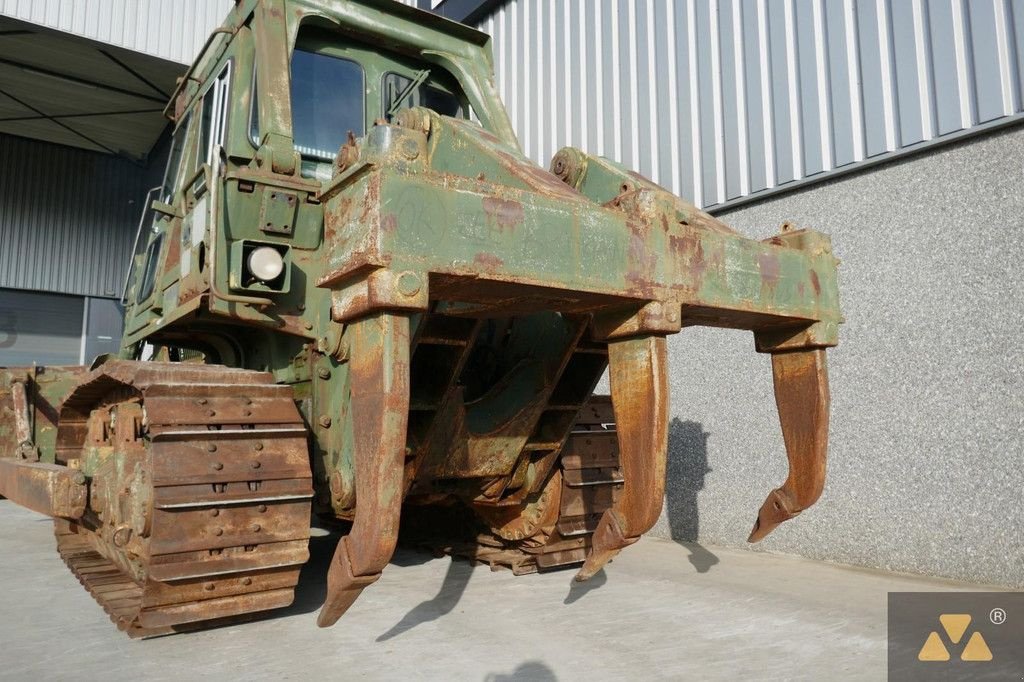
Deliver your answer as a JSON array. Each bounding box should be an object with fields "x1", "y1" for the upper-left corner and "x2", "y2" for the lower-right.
[
  {"x1": 437, "y1": 396, "x2": 622, "y2": 574},
  {"x1": 52, "y1": 362, "x2": 313, "y2": 638}
]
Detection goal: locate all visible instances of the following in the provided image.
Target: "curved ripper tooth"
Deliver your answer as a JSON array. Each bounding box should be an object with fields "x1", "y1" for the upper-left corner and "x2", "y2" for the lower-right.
[
  {"x1": 748, "y1": 349, "x2": 830, "y2": 543},
  {"x1": 575, "y1": 334, "x2": 668, "y2": 581},
  {"x1": 318, "y1": 313, "x2": 411, "y2": 627}
]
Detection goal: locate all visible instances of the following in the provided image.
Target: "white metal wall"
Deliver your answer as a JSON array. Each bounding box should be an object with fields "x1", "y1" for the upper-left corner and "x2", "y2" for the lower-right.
[
  {"x1": 480, "y1": 0, "x2": 1024, "y2": 209},
  {"x1": 0, "y1": 0, "x2": 233, "y2": 64},
  {"x1": 0, "y1": 133, "x2": 148, "y2": 298}
]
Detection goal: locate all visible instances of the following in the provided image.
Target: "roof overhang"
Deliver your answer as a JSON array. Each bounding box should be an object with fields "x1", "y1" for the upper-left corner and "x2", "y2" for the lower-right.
[{"x1": 0, "y1": 16, "x2": 184, "y2": 162}]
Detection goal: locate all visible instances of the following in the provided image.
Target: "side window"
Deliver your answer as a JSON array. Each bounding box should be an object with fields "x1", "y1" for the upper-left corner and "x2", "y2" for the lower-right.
[
  {"x1": 161, "y1": 114, "x2": 191, "y2": 203},
  {"x1": 136, "y1": 233, "x2": 165, "y2": 304},
  {"x1": 200, "y1": 64, "x2": 232, "y2": 167},
  {"x1": 382, "y1": 72, "x2": 464, "y2": 119}
]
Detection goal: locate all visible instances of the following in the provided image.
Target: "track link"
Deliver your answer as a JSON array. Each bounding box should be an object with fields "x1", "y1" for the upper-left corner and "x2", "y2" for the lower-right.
[{"x1": 52, "y1": 361, "x2": 313, "y2": 638}]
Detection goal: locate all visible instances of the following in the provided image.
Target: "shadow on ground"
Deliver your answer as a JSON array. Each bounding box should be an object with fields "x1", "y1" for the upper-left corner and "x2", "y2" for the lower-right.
[
  {"x1": 665, "y1": 418, "x2": 720, "y2": 574},
  {"x1": 376, "y1": 556, "x2": 475, "y2": 641},
  {"x1": 275, "y1": 529, "x2": 478, "y2": 641},
  {"x1": 484, "y1": 660, "x2": 559, "y2": 681},
  {"x1": 269, "y1": 419, "x2": 719, "y2": 634}
]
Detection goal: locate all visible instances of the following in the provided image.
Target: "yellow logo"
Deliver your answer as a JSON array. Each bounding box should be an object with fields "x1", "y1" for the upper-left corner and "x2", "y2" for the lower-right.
[{"x1": 917, "y1": 614, "x2": 993, "y2": 662}]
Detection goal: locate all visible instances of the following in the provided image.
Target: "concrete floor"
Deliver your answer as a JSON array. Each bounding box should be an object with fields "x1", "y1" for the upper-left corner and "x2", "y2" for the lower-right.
[{"x1": 0, "y1": 501, "x2": 984, "y2": 681}]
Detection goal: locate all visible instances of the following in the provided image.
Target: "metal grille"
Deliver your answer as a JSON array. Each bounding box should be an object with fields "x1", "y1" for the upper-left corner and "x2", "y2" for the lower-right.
[{"x1": 479, "y1": 0, "x2": 1024, "y2": 209}]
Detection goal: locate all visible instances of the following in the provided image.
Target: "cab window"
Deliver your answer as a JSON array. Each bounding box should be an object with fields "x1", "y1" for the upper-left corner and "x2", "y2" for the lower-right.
[
  {"x1": 382, "y1": 72, "x2": 463, "y2": 120},
  {"x1": 161, "y1": 114, "x2": 190, "y2": 203},
  {"x1": 290, "y1": 49, "x2": 364, "y2": 160}
]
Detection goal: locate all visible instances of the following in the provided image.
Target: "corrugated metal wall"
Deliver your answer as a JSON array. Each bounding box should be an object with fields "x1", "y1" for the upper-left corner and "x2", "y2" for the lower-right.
[
  {"x1": 0, "y1": 0, "x2": 233, "y2": 64},
  {"x1": 479, "y1": 0, "x2": 1024, "y2": 209},
  {"x1": 0, "y1": 133, "x2": 147, "y2": 298}
]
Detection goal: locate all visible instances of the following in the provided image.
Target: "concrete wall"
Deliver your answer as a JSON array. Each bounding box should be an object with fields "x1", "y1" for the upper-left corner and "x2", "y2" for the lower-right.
[{"x1": 648, "y1": 125, "x2": 1024, "y2": 588}]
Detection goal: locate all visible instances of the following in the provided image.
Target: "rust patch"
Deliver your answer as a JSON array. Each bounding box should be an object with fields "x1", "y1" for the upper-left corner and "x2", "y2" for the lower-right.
[
  {"x1": 669, "y1": 232, "x2": 706, "y2": 285},
  {"x1": 758, "y1": 251, "x2": 780, "y2": 288},
  {"x1": 473, "y1": 252, "x2": 505, "y2": 269},
  {"x1": 624, "y1": 219, "x2": 657, "y2": 296},
  {"x1": 381, "y1": 213, "x2": 398, "y2": 234},
  {"x1": 810, "y1": 270, "x2": 821, "y2": 295},
  {"x1": 482, "y1": 197, "x2": 524, "y2": 233}
]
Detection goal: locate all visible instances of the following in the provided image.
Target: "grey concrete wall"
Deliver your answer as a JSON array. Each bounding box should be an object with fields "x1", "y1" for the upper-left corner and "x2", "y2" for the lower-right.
[{"x1": 648, "y1": 125, "x2": 1024, "y2": 588}]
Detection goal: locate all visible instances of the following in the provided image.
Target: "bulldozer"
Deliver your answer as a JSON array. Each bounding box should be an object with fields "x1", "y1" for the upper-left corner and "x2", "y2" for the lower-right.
[{"x1": 0, "y1": 0, "x2": 841, "y2": 637}]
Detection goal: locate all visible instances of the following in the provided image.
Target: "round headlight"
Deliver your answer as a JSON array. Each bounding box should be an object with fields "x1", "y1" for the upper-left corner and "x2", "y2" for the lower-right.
[{"x1": 247, "y1": 246, "x2": 284, "y2": 282}]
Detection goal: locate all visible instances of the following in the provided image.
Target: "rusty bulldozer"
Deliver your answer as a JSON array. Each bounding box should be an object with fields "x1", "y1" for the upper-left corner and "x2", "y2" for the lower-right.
[{"x1": 0, "y1": 0, "x2": 841, "y2": 636}]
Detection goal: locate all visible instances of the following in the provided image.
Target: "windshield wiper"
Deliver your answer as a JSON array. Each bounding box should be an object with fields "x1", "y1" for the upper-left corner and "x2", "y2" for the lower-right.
[{"x1": 387, "y1": 68, "x2": 431, "y2": 118}]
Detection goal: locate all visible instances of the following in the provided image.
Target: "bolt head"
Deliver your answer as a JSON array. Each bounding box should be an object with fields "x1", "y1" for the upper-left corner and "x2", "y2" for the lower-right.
[
  {"x1": 212, "y1": 462, "x2": 224, "y2": 471},
  {"x1": 318, "y1": 415, "x2": 332, "y2": 428}
]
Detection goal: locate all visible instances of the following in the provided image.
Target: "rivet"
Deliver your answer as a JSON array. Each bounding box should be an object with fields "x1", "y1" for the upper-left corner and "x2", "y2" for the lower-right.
[
  {"x1": 242, "y1": 409, "x2": 252, "y2": 417},
  {"x1": 204, "y1": 582, "x2": 216, "y2": 591},
  {"x1": 317, "y1": 367, "x2": 331, "y2": 380},
  {"x1": 198, "y1": 398, "x2": 208, "y2": 405},
  {"x1": 244, "y1": 397, "x2": 253, "y2": 405},
  {"x1": 210, "y1": 509, "x2": 220, "y2": 517},
  {"x1": 254, "y1": 442, "x2": 264, "y2": 451},
  {"x1": 212, "y1": 462, "x2": 224, "y2": 471},
  {"x1": 112, "y1": 526, "x2": 131, "y2": 547},
  {"x1": 206, "y1": 409, "x2": 216, "y2": 417},
  {"x1": 251, "y1": 461, "x2": 261, "y2": 469},
  {"x1": 318, "y1": 415, "x2": 332, "y2": 428},
  {"x1": 396, "y1": 271, "x2": 421, "y2": 297},
  {"x1": 258, "y1": 504, "x2": 267, "y2": 513},
  {"x1": 206, "y1": 443, "x2": 217, "y2": 452},
  {"x1": 304, "y1": 321, "x2": 313, "y2": 331},
  {"x1": 250, "y1": 524, "x2": 261, "y2": 533},
  {"x1": 242, "y1": 577, "x2": 253, "y2": 586},
  {"x1": 214, "y1": 528, "x2": 224, "y2": 536}
]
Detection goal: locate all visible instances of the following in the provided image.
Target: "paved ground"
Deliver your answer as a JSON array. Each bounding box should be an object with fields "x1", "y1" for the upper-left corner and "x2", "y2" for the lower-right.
[{"x1": 0, "y1": 500, "x2": 986, "y2": 681}]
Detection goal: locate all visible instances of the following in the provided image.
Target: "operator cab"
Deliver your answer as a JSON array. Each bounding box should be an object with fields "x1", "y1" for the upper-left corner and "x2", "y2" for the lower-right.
[{"x1": 252, "y1": 24, "x2": 471, "y2": 181}]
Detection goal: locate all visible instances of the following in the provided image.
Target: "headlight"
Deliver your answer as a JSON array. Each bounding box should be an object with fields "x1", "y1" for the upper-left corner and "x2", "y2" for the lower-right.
[{"x1": 247, "y1": 246, "x2": 284, "y2": 282}]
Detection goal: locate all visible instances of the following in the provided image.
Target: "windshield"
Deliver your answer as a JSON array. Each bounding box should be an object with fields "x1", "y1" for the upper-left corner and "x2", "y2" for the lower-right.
[{"x1": 290, "y1": 48, "x2": 365, "y2": 160}]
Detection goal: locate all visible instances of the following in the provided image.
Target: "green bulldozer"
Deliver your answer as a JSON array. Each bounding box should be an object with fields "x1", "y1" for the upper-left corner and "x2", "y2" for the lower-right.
[{"x1": 0, "y1": 0, "x2": 841, "y2": 636}]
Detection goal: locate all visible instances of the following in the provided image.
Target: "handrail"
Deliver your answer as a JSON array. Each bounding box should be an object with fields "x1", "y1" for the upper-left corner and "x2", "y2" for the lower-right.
[{"x1": 162, "y1": 27, "x2": 236, "y2": 120}]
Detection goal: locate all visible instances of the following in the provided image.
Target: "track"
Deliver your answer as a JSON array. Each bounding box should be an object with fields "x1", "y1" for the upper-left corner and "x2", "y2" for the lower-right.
[
  {"x1": 432, "y1": 396, "x2": 623, "y2": 575},
  {"x1": 51, "y1": 362, "x2": 313, "y2": 638}
]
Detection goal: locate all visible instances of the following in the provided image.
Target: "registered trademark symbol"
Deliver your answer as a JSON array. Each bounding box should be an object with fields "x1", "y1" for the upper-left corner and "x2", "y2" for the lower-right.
[{"x1": 990, "y1": 607, "x2": 1006, "y2": 625}]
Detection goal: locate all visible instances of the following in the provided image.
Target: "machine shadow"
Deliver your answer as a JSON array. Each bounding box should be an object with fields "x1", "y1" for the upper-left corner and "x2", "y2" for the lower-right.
[
  {"x1": 375, "y1": 556, "x2": 475, "y2": 641},
  {"x1": 664, "y1": 418, "x2": 720, "y2": 573},
  {"x1": 275, "y1": 529, "x2": 477, "y2": 636},
  {"x1": 273, "y1": 420, "x2": 719, "y2": 627},
  {"x1": 484, "y1": 660, "x2": 559, "y2": 681}
]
